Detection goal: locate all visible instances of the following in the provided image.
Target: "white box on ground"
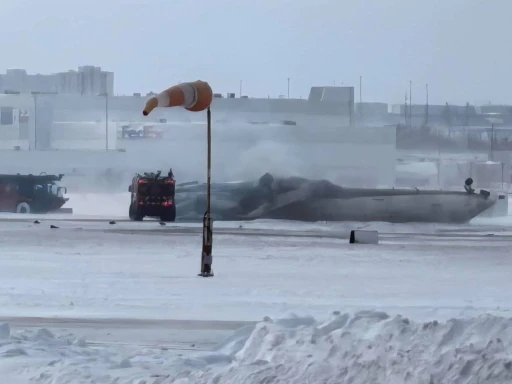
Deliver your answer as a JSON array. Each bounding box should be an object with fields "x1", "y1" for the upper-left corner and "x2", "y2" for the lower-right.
[{"x1": 349, "y1": 230, "x2": 379, "y2": 244}]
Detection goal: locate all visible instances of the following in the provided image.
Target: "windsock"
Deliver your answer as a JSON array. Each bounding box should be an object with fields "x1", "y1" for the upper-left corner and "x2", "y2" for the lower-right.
[{"x1": 143, "y1": 80, "x2": 213, "y2": 116}]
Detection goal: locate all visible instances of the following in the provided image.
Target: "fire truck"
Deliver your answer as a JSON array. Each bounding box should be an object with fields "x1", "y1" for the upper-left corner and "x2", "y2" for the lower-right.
[
  {"x1": 0, "y1": 173, "x2": 70, "y2": 214},
  {"x1": 128, "y1": 170, "x2": 176, "y2": 221}
]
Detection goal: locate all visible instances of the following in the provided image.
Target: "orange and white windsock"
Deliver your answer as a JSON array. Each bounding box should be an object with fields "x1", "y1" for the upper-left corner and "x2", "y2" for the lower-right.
[{"x1": 143, "y1": 80, "x2": 213, "y2": 116}]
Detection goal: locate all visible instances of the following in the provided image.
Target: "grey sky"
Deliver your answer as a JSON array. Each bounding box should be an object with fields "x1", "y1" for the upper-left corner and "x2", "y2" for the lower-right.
[{"x1": 1, "y1": 0, "x2": 510, "y2": 105}]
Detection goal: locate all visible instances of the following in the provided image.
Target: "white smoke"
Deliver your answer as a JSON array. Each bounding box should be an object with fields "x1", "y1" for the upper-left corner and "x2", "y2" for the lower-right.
[{"x1": 228, "y1": 140, "x2": 306, "y2": 181}]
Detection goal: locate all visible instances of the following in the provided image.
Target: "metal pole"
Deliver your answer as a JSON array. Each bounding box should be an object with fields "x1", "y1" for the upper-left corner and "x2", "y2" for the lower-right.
[
  {"x1": 105, "y1": 94, "x2": 109, "y2": 151},
  {"x1": 437, "y1": 126, "x2": 441, "y2": 188},
  {"x1": 501, "y1": 162, "x2": 504, "y2": 190},
  {"x1": 425, "y1": 84, "x2": 429, "y2": 126},
  {"x1": 409, "y1": 80, "x2": 412, "y2": 127},
  {"x1": 404, "y1": 93, "x2": 408, "y2": 125},
  {"x1": 33, "y1": 94, "x2": 37, "y2": 151},
  {"x1": 490, "y1": 124, "x2": 495, "y2": 161},
  {"x1": 359, "y1": 75, "x2": 362, "y2": 121},
  {"x1": 207, "y1": 107, "x2": 211, "y2": 216},
  {"x1": 200, "y1": 106, "x2": 213, "y2": 277}
]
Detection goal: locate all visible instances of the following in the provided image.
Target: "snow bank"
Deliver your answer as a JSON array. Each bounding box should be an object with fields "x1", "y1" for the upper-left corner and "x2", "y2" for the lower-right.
[
  {"x1": 0, "y1": 322, "x2": 140, "y2": 383},
  {"x1": 180, "y1": 310, "x2": 512, "y2": 383},
  {"x1": 4, "y1": 311, "x2": 512, "y2": 383}
]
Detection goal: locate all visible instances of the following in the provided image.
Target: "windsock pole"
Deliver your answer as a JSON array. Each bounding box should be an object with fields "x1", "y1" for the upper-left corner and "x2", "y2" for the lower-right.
[
  {"x1": 141, "y1": 80, "x2": 214, "y2": 277},
  {"x1": 199, "y1": 106, "x2": 214, "y2": 277}
]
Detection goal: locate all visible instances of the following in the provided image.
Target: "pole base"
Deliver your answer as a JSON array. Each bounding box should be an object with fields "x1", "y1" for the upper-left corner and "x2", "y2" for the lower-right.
[{"x1": 200, "y1": 211, "x2": 213, "y2": 277}]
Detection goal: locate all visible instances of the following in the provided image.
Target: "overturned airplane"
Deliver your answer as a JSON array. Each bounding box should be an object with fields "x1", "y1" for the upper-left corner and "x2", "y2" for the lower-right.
[{"x1": 175, "y1": 174, "x2": 502, "y2": 224}]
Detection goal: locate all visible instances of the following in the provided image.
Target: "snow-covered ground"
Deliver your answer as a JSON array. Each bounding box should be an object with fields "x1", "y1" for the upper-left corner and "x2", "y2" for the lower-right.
[
  {"x1": 3, "y1": 311, "x2": 512, "y2": 383},
  {"x1": 1, "y1": 193, "x2": 512, "y2": 383}
]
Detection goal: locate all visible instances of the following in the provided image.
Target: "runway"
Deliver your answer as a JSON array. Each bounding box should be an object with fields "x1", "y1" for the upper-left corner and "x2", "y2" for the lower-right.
[
  {"x1": 0, "y1": 213, "x2": 512, "y2": 349},
  {"x1": 1, "y1": 214, "x2": 512, "y2": 243},
  {"x1": 0, "y1": 210, "x2": 511, "y2": 382}
]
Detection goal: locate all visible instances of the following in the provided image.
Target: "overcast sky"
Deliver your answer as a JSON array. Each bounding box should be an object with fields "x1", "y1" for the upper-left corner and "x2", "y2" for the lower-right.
[{"x1": 1, "y1": 0, "x2": 510, "y2": 105}]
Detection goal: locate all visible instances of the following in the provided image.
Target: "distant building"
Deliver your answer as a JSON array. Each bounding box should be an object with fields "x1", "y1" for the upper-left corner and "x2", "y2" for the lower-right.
[{"x1": 0, "y1": 66, "x2": 114, "y2": 96}]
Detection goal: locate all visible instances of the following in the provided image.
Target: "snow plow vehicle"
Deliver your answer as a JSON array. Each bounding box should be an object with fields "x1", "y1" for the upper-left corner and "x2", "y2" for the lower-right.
[
  {"x1": 0, "y1": 173, "x2": 71, "y2": 214},
  {"x1": 128, "y1": 170, "x2": 176, "y2": 222}
]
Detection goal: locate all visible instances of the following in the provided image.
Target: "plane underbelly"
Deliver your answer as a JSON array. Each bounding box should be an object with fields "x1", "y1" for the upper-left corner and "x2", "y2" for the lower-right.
[{"x1": 306, "y1": 194, "x2": 493, "y2": 223}]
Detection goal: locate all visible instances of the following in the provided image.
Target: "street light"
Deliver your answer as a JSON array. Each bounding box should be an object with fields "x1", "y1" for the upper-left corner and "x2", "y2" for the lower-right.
[{"x1": 142, "y1": 80, "x2": 214, "y2": 277}]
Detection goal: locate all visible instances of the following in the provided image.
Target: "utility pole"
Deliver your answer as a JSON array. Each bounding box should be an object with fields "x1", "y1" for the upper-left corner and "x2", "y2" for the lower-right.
[
  {"x1": 409, "y1": 80, "x2": 412, "y2": 127},
  {"x1": 105, "y1": 94, "x2": 109, "y2": 151},
  {"x1": 490, "y1": 123, "x2": 495, "y2": 161},
  {"x1": 104, "y1": 94, "x2": 109, "y2": 151},
  {"x1": 359, "y1": 75, "x2": 363, "y2": 121},
  {"x1": 425, "y1": 84, "x2": 429, "y2": 126},
  {"x1": 404, "y1": 92, "x2": 408, "y2": 126}
]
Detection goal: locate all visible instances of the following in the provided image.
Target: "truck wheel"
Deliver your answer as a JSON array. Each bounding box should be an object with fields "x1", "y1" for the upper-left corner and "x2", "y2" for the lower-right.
[
  {"x1": 16, "y1": 202, "x2": 31, "y2": 214},
  {"x1": 129, "y1": 203, "x2": 143, "y2": 221}
]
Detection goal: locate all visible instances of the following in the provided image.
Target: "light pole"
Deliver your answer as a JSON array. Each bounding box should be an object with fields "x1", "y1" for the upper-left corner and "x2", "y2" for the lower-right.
[
  {"x1": 425, "y1": 84, "x2": 429, "y2": 126},
  {"x1": 359, "y1": 75, "x2": 363, "y2": 121},
  {"x1": 409, "y1": 80, "x2": 412, "y2": 127}
]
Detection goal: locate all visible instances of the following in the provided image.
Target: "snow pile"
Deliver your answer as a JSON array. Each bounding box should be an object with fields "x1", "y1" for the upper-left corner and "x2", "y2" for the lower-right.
[
  {"x1": 180, "y1": 310, "x2": 512, "y2": 384},
  {"x1": 0, "y1": 322, "x2": 135, "y2": 383},
  {"x1": 4, "y1": 311, "x2": 512, "y2": 383}
]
